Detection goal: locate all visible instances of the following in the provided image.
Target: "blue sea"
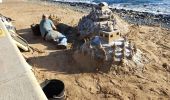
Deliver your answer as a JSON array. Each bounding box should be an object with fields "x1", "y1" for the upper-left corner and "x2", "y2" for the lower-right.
[{"x1": 53, "y1": 0, "x2": 170, "y2": 14}]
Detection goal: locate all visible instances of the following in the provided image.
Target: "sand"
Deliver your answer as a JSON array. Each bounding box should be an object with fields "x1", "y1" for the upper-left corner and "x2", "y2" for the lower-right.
[{"x1": 0, "y1": 0, "x2": 170, "y2": 100}]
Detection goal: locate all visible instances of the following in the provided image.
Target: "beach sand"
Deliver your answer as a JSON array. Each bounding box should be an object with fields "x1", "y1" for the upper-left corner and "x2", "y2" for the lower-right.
[{"x1": 0, "y1": 0, "x2": 170, "y2": 99}]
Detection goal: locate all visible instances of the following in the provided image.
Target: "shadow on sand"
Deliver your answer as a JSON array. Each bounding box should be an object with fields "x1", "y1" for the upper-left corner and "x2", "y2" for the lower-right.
[
  {"x1": 27, "y1": 50, "x2": 101, "y2": 74},
  {"x1": 17, "y1": 23, "x2": 111, "y2": 74}
]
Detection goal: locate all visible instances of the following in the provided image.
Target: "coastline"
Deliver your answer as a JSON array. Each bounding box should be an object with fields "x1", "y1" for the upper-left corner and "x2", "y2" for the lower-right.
[
  {"x1": 112, "y1": 8, "x2": 170, "y2": 29},
  {"x1": 46, "y1": 0, "x2": 170, "y2": 29}
]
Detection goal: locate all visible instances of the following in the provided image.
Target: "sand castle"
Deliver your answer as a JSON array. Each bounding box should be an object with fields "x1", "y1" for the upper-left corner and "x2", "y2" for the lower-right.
[
  {"x1": 78, "y1": 2, "x2": 136, "y2": 62},
  {"x1": 75, "y1": 2, "x2": 143, "y2": 66}
]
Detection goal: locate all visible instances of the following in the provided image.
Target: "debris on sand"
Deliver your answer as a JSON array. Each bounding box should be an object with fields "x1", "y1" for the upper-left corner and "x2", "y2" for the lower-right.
[{"x1": 0, "y1": 14, "x2": 30, "y2": 51}]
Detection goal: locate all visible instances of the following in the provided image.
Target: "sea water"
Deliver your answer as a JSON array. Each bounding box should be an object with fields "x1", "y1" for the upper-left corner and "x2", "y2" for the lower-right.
[{"x1": 53, "y1": 0, "x2": 170, "y2": 15}]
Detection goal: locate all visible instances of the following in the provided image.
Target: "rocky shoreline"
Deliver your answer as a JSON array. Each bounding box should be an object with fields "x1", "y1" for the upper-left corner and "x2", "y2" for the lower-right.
[
  {"x1": 112, "y1": 8, "x2": 170, "y2": 29},
  {"x1": 46, "y1": 0, "x2": 170, "y2": 29}
]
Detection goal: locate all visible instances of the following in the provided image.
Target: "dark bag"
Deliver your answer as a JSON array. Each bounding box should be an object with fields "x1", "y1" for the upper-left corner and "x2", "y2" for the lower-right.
[{"x1": 31, "y1": 24, "x2": 41, "y2": 36}]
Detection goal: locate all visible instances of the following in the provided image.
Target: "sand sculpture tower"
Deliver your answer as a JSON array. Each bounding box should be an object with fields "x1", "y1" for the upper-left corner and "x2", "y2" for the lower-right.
[
  {"x1": 76, "y1": 2, "x2": 140, "y2": 65},
  {"x1": 78, "y1": 2, "x2": 120, "y2": 44}
]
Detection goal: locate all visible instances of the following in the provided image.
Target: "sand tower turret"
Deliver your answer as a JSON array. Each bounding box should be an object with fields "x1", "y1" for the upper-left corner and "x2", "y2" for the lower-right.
[{"x1": 78, "y1": 2, "x2": 120, "y2": 44}]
